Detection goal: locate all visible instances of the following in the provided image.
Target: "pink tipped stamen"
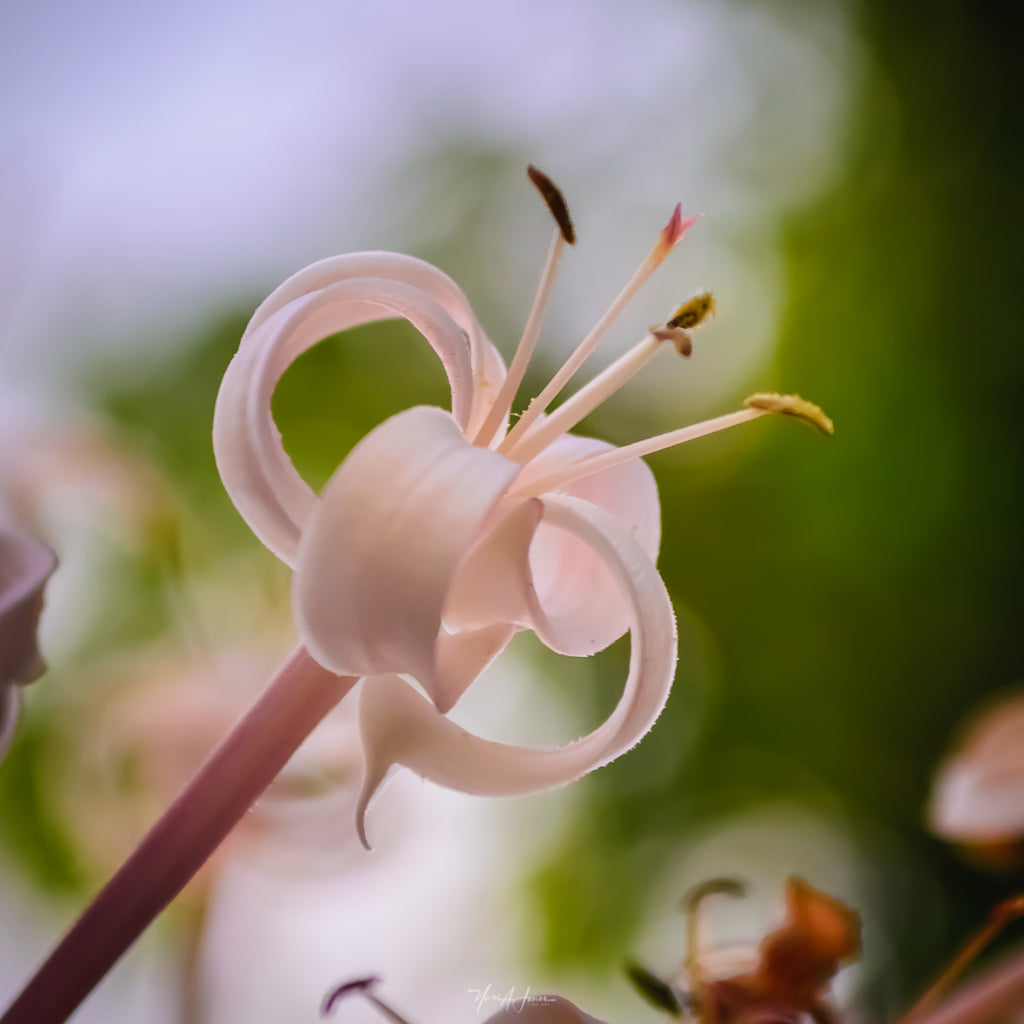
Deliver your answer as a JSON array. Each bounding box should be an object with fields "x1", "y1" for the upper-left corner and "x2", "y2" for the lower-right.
[
  {"x1": 512, "y1": 407, "x2": 767, "y2": 498},
  {"x1": 498, "y1": 205, "x2": 698, "y2": 456},
  {"x1": 505, "y1": 330, "x2": 666, "y2": 464},
  {"x1": 471, "y1": 227, "x2": 567, "y2": 447}
]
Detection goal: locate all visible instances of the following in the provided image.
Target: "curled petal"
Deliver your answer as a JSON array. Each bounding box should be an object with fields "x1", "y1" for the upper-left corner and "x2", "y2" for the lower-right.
[
  {"x1": 354, "y1": 495, "x2": 676, "y2": 845},
  {"x1": 1, "y1": 525, "x2": 57, "y2": 758},
  {"x1": 293, "y1": 406, "x2": 519, "y2": 699},
  {"x1": 483, "y1": 995, "x2": 610, "y2": 1023},
  {"x1": 214, "y1": 253, "x2": 508, "y2": 565},
  {"x1": 516, "y1": 434, "x2": 660, "y2": 655},
  {"x1": 241, "y1": 252, "x2": 505, "y2": 432}
]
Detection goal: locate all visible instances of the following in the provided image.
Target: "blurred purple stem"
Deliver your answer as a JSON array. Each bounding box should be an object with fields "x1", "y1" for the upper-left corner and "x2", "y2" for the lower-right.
[{"x1": 1, "y1": 647, "x2": 356, "y2": 1024}]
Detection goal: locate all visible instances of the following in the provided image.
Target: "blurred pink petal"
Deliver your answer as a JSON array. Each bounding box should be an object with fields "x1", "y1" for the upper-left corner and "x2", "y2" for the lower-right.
[
  {"x1": 930, "y1": 691, "x2": 1024, "y2": 842},
  {"x1": 0, "y1": 522, "x2": 57, "y2": 755}
]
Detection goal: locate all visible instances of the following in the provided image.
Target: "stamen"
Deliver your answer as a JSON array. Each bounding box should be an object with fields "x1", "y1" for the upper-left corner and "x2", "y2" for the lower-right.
[
  {"x1": 506, "y1": 303, "x2": 698, "y2": 464},
  {"x1": 683, "y1": 878, "x2": 746, "y2": 993},
  {"x1": 651, "y1": 325, "x2": 693, "y2": 357},
  {"x1": 744, "y1": 393, "x2": 834, "y2": 436},
  {"x1": 667, "y1": 291, "x2": 716, "y2": 330},
  {"x1": 527, "y1": 165, "x2": 575, "y2": 245},
  {"x1": 321, "y1": 976, "x2": 417, "y2": 1024},
  {"x1": 511, "y1": 407, "x2": 768, "y2": 498},
  {"x1": 471, "y1": 227, "x2": 567, "y2": 446},
  {"x1": 499, "y1": 204, "x2": 699, "y2": 453}
]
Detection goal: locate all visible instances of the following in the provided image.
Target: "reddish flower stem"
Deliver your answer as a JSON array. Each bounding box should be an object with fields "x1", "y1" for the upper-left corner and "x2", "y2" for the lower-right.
[
  {"x1": 912, "y1": 945, "x2": 1024, "y2": 1024},
  {"x1": 1, "y1": 646, "x2": 356, "y2": 1024}
]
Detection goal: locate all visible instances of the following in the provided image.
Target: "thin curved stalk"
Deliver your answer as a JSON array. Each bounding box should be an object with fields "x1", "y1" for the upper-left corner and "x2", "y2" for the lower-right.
[{"x1": 1, "y1": 647, "x2": 356, "y2": 1024}]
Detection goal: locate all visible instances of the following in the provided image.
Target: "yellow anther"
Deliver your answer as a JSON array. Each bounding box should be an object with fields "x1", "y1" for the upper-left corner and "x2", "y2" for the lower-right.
[
  {"x1": 744, "y1": 393, "x2": 835, "y2": 436},
  {"x1": 667, "y1": 291, "x2": 716, "y2": 330}
]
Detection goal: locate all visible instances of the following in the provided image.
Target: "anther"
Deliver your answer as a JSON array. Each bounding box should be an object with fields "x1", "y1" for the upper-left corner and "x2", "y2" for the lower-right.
[
  {"x1": 527, "y1": 165, "x2": 575, "y2": 245},
  {"x1": 744, "y1": 393, "x2": 835, "y2": 436},
  {"x1": 667, "y1": 291, "x2": 716, "y2": 330},
  {"x1": 651, "y1": 325, "x2": 693, "y2": 357}
]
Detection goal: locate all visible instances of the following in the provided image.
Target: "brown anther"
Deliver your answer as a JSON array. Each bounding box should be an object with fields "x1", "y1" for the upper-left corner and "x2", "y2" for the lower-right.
[
  {"x1": 527, "y1": 165, "x2": 576, "y2": 245},
  {"x1": 668, "y1": 291, "x2": 716, "y2": 330},
  {"x1": 651, "y1": 325, "x2": 693, "y2": 357}
]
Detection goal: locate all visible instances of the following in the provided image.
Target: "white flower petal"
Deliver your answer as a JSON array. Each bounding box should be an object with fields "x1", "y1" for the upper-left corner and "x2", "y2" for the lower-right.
[
  {"x1": 214, "y1": 253, "x2": 507, "y2": 565},
  {"x1": 517, "y1": 434, "x2": 660, "y2": 656},
  {"x1": 354, "y1": 495, "x2": 676, "y2": 845},
  {"x1": 293, "y1": 406, "x2": 519, "y2": 698},
  {"x1": 433, "y1": 622, "x2": 516, "y2": 715},
  {"x1": 444, "y1": 498, "x2": 543, "y2": 634}
]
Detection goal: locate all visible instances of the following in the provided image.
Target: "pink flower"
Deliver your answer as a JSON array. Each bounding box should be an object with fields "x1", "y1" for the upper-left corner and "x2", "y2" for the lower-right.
[
  {"x1": 0, "y1": 522, "x2": 57, "y2": 757},
  {"x1": 214, "y1": 169, "x2": 831, "y2": 844},
  {"x1": 930, "y1": 690, "x2": 1024, "y2": 844}
]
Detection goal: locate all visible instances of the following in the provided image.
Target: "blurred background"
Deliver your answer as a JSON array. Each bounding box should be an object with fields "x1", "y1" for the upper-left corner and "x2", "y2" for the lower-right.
[{"x1": 1, "y1": 0, "x2": 1022, "y2": 1021}]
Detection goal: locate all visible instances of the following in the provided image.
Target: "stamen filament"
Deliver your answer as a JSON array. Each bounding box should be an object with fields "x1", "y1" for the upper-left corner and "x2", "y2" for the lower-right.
[
  {"x1": 505, "y1": 331, "x2": 665, "y2": 464},
  {"x1": 683, "y1": 879, "x2": 747, "y2": 997},
  {"x1": 472, "y1": 228, "x2": 566, "y2": 447},
  {"x1": 512, "y1": 408, "x2": 766, "y2": 498},
  {"x1": 500, "y1": 205, "x2": 697, "y2": 453}
]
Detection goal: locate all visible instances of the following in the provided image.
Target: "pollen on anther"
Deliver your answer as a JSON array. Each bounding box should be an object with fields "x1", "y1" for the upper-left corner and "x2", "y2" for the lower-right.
[
  {"x1": 668, "y1": 291, "x2": 716, "y2": 330},
  {"x1": 527, "y1": 165, "x2": 576, "y2": 245},
  {"x1": 744, "y1": 392, "x2": 835, "y2": 436}
]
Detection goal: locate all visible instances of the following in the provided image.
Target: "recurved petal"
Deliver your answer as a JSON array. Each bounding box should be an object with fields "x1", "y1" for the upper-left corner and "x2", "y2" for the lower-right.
[
  {"x1": 353, "y1": 495, "x2": 676, "y2": 846},
  {"x1": 216, "y1": 275, "x2": 475, "y2": 564},
  {"x1": 241, "y1": 251, "x2": 506, "y2": 444},
  {"x1": 516, "y1": 434, "x2": 660, "y2": 656},
  {"x1": 293, "y1": 406, "x2": 519, "y2": 698},
  {"x1": 483, "y1": 995, "x2": 610, "y2": 1023}
]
